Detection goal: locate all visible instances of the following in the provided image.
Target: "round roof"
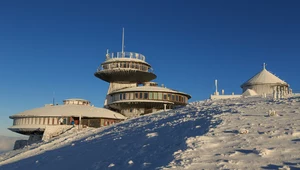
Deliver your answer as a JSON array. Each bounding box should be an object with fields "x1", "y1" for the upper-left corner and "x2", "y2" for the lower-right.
[
  {"x1": 10, "y1": 105, "x2": 126, "y2": 119},
  {"x1": 110, "y1": 86, "x2": 191, "y2": 99},
  {"x1": 241, "y1": 68, "x2": 288, "y2": 87}
]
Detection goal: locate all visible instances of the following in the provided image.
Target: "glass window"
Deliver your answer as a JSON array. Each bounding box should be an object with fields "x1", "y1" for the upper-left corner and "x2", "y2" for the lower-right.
[
  {"x1": 149, "y1": 92, "x2": 153, "y2": 99},
  {"x1": 119, "y1": 94, "x2": 123, "y2": 100},
  {"x1": 154, "y1": 93, "x2": 157, "y2": 99},
  {"x1": 163, "y1": 94, "x2": 167, "y2": 100},
  {"x1": 158, "y1": 93, "x2": 162, "y2": 100},
  {"x1": 123, "y1": 63, "x2": 126, "y2": 68},
  {"x1": 135, "y1": 93, "x2": 139, "y2": 99},
  {"x1": 139, "y1": 92, "x2": 143, "y2": 99},
  {"x1": 172, "y1": 94, "x2": 175, "y2": 101},
  {"x1": 176, "y1": 95, "x2": 179, "y2": 101},
  {"x1": 144, "y1": 92, "x2": 148, "y2": 99},
  {"x1": 168, "y1": 94, "x2": 171, "y2": 100}
]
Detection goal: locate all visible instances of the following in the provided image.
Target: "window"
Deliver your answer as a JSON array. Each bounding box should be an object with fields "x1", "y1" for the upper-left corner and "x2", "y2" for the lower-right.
[
  {"x1": 172, "y1": 94, "x2": 175, "y2": 101},
  {"x1": 176, "y1": 95, "x2": 179, "y2": 101},
  {"x1": 139, "y1": 92, "x2": 143, "y2": 99},
  {"x1": 149, "y1": 92, "x2": 153, "y2": 99},
  {"x1": 158, "y1": 93, "x2": 162, "y2": 100},
  {"x1": 144, "y1": 92, "x2": 148, "y2": 99},
  {"x1": 119, "y1": 94, "x2": 123, "y2": 100},
  {"x1": 163, "y1": 94, "x2": 167, "y2": 100},
  {"x1": 154, "y1": 93, "x2": 158, "y2": 99},
  {"x1": 168, "y1": 94, "x2": 171, "y2": 100},
  {"x1": 135, "y1": 93, "x2": 139, "y2": 99}
]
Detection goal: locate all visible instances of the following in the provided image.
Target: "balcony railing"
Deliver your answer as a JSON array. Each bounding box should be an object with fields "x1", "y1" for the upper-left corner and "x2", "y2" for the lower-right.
[
  {"x1": 105, "y1": 52, "x2": 146, "y2": 61},
  {"x1": 96, "y1": 62, "x2": 154, "y2": 73}
]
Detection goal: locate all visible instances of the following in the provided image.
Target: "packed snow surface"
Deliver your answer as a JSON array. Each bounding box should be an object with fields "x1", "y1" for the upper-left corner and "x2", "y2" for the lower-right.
[{"x1": 1, "y1": 96, "x2": 300, "y2": 170}]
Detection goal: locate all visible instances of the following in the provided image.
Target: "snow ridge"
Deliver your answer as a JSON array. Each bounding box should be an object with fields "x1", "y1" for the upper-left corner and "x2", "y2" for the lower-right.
[{"x1": 1, "y1": 96, "x2": 300, "y2": 170}]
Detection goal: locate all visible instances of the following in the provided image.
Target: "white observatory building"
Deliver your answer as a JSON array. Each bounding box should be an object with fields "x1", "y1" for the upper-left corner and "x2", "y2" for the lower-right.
[
  {"x1": 94, "y1": 29, "x2": 191, "y2": 117},
  {"x1": 241, "y1": 64, "x2": 290, "y2": 96}
]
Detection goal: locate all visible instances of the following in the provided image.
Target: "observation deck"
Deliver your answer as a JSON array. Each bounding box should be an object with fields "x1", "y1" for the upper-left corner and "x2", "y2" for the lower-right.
[{"x1": 94, "y1": 52, "x2": 157, "y2": 83}]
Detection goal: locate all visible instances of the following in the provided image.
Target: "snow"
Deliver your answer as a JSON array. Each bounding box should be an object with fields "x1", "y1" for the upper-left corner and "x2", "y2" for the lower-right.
[
  {"x1": 1, "y1": 96, "x2": 300, "y2": 169},
  {"x1": 242, "y1": 89, "x2": 258, "y2": 96}
]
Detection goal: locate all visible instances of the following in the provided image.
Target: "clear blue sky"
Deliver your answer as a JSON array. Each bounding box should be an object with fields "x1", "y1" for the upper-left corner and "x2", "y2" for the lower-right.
[{"x1": 0, "y1": 0, "x2": 299, "y2": 136}]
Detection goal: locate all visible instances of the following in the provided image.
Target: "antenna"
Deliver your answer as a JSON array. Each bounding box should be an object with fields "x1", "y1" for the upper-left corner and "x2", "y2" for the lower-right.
[
  {"x1": 214, "y1": 79, "x2": 219, "y2": 95},
  {"x1": 215, "y1": 79, "x2": 218, "y2": 93},
  {"x1": 121, "y1": 28, "x2": 125, "y2": 55},
  {"x1": 52, "y1": 91, "x2": 55, "y2": 105}
]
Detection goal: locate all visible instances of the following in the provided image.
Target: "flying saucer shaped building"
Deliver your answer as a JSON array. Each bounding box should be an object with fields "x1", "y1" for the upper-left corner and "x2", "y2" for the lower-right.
[
  {"x1": 9, "y1": 99, "x2": 126, "y2": 136},
  {"x1": 94, "y1": 29, "x2": 191, "y2": 117}
]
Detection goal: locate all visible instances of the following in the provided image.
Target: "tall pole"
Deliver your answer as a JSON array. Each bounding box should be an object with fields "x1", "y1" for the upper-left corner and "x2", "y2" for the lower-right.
[
  {"x1": 122, "y1": 28, "x2": 125, "y2": 55},
  {"x1": 215, "y1": 79, "x2": 218, "y2": 94},
  {"x1": 52, "y1": 91, "x2": 55, "y2": 105}
]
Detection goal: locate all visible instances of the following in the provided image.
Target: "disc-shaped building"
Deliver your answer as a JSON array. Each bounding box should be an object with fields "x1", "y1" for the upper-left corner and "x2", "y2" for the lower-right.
[
  {"x1": 94, "y1": 30, "x2": 191, "y2": 117},
  {"x1": 9, "y1": 99, "x2": 125, "y2": 137}
]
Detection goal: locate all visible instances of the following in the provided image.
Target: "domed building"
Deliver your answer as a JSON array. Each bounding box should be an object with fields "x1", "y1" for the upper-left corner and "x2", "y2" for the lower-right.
[
  {"x1": 241, "y1": 64, "x2": 290, "y2": 96},
  {"x1": 94, "y1": 29, "x2": 191, "y2": 117},
  {"x1": 9, "y1": 99, "x2": 126, "y2": 141}
]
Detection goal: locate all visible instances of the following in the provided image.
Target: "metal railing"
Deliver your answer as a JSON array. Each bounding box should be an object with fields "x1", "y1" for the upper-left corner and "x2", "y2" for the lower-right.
[{"x1": 106, "y1": 52, "x2": 146, "y2": 61}]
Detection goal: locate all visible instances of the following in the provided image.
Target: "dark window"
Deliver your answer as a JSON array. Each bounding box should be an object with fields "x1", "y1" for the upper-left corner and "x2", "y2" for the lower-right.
[
  {"x1": 139, "y1": 92, "x2": 143, "y2": 99},
  {"x1": 168, "y1": 94, "x2": 171, "y2": 100},
  {"x1": 119, "y1": 94, "x2": 122, "y2": 100},
  {"x1": 172, "y1": 95, "x2": 175, "y2": 101},
  {"x1": 135, "y1": 93, "x2": 139, "y2": 99},
  {"x1": 144, "y1": 93, "x2": 148, "y2": 99},
  {"x1": 163, "y1": 94, "x2": 167, "y2": 100}
]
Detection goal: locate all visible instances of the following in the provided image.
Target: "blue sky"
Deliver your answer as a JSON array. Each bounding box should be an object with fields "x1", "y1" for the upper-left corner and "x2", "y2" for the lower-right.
[{"x1": 0, "y1": 0, "x2": 299, "y2": 136}]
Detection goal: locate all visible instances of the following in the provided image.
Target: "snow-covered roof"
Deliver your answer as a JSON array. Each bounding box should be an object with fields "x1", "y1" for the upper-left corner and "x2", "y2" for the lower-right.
[
  {"x1": 241, "y1": 68, "x2": 288, "y2": 87},
  {"x1": 242, "y1": 89, "x2": 258, "y2": 96},
  {"x1": 110, "y1": 86, "x2": 191, "y2": 98},
  {"x1": 10, "y1": 105, "x2": 126, "y2": 119}
]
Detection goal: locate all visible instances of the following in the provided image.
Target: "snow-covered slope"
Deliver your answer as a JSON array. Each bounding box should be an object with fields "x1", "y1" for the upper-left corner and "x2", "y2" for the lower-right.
[{"x1": 1, "y1": 96, "x2": 300, "y2": 170}]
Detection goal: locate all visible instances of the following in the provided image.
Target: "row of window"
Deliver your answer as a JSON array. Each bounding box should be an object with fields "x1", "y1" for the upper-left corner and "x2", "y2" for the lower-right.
[
  {"x1": 13, "y1": 117, "x2": 61, "y2": 126},
  {"x1": 64, "y1": 100, "x2": 90, "y2": 105},
  {"x1": 111, "y1": 92, "x2": 188, "y2": 104},
  {"x1": 102, "y1": 62, "x2": 149, "y2": 72}
]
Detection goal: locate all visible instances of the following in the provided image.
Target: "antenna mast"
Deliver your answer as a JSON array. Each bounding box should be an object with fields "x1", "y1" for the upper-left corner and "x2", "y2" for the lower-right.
[
  {"x1": 122, "y1": 28, "x2": 125, "y2": 55},
  {"x1": 52, "y1": 91, "x2": 55, "y2": 105}
]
